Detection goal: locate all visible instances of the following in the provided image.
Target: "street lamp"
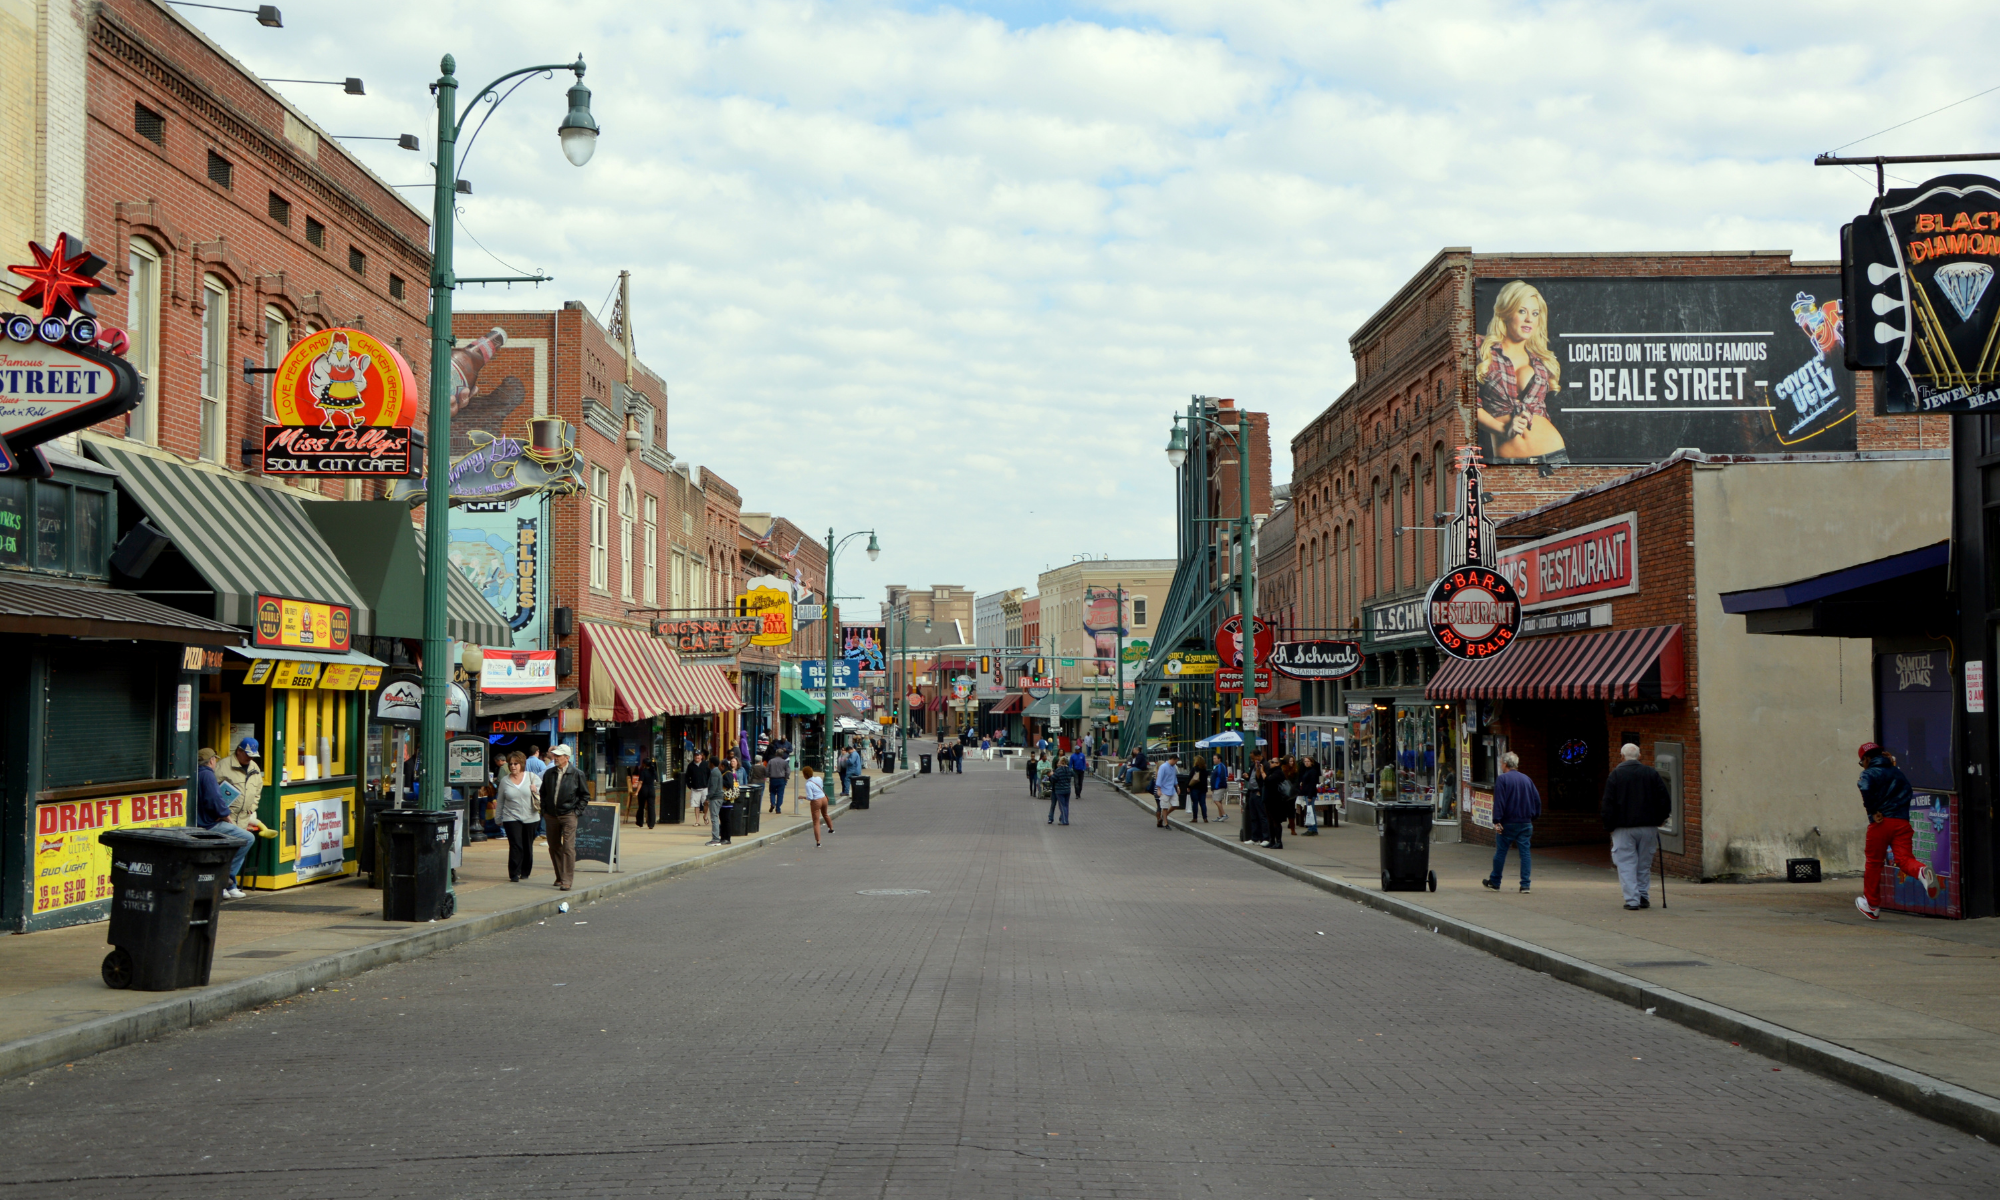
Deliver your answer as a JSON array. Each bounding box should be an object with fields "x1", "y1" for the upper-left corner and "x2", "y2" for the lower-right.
[
  {"x1": 821, "y1": 528, "x2": 880, "y2": 786},
  {"x1": 1167, "y1": 400, "x2": 1257, "y2": 757},
  {"x1": 418, "y1": 53, "x2": 597, "y2": 847}
]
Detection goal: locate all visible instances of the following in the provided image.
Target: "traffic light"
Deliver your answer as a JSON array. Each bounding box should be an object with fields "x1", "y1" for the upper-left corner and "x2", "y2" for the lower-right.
[
  {"x1": 1034, "y1": 657, "x2": 1045, "y2": 676},
  {"x1": 979, "y1": 655, "x2": 990, "y2": 673}
]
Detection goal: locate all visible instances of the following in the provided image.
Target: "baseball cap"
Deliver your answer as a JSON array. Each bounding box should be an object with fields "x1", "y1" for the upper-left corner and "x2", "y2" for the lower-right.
[
  {"x1": 236, "y1": 736, "x2": 260, "y2": 754},
  {"x1": 552, "y1": 744, "x2": 573, "y2": 757},
  {"x1": 1857, "y1": 741, "x2": 1883, "y2": 762}
]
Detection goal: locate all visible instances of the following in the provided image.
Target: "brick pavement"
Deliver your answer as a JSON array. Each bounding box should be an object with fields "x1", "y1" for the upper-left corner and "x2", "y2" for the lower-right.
[{"x1": 1, "y1": 765, "x2": 1996, "y2": 1198}]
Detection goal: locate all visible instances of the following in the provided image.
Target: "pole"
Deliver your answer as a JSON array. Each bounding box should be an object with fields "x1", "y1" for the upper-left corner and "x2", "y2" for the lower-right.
[
  {"x1": 823, "y1": 527, "x2": 835, "y2": 786},
  {"x1": 419, "y1": 56, "x2": 459, "y2": 823},
  {"x1": 1236, "y1": 407, "x2": 1256, "y2": 752},
  {"x1": 896, "y1": 603, "x2": 907, "y2": 770}
]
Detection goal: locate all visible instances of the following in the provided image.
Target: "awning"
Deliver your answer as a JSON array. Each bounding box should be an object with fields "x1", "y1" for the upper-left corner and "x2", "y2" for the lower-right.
[
  {"x1": 984, "y1": 693, "x2": 1024, "y2": 714},
  {"x1": 1427, "y1": 624, "x2": 1686, "y2": 702},
  {"x1": 476, "y1": 687, "x2": 578, "y2": 719},
  {"x1": 923, "y1": 693, "x2": 947, "y2": 713},
  {"x1": 230, "y1": 645, "x2": 386, "y2": 667},
  {"x1": 1719, "y1": 541, "x2": 1950, "y2": 639},
  {"x1": 829, "y1": 698, "x2": 866, "y2": 720},
  {"x1": 581, "y1": 621, "x2": 672, "y2": 722},
  {"x1": 1023, "y1": 693, "x2": 1084, "y2": 720},
  {"x1": 0, "y1": 576, "x2": 242, "y2": 645},
  {"x1": 87, "y1": 443, "x2": 370, "y2": 630},
  {"x1": 780, "y1": 688, "x2": 824, "y2": 715},
  {"x1": 306, "y1": 500, "x2": 512, "y2": 647},
  {"x1": 659, "y1": 656, "x2": 740, "y2": 716}
]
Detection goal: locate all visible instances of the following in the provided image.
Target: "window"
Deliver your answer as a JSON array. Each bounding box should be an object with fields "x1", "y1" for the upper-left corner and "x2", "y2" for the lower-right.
[
  {"x1": 1132, "y1": 597, "x2": 1147, "y2": 627},
  {"x1": 0, "y1": 476, "x2": 110, "y2": 578},
  {"x1": 643, "y1": 496, "x2": 658, "y2": 605},
  {"x1": 134, "y1": 104, "x2": 165, "y2": 146},
  {"x1": 200, "y1": 276, "x2": 229, "y2": 462},
  {"x1": 263, "y1": 307, "x2": 289, "y2": 422},
  {"x1": 672, "y1": 551, "x2": 686, "y2": 612},
  {"x1": 589, "y1": 467, "x2": 609, "y2": 589},
  {"x1": 619, "y1": 481, "x2": 636, "y2": 600},
  {"x1": 348, "y1": 246, "x2": 366, "y2": 275},
  {"x1": 389, "y1": 274, "x2": 405, "y2": 301},
  {"x1": 682, "y1": 511, "x2": 693, "y2": 535},
  {"x1": 268, "y1": 192, "x2": 291, "y2": 225},
  {"x1": 206, "y1": 150, "x2": 232, "y2": 189},
  {"x1": 126, "y1": 238, "x2": 161, "y2": 444},
  {"x1": 305, "y1": 218, "x2": 325, "y2": 248}
]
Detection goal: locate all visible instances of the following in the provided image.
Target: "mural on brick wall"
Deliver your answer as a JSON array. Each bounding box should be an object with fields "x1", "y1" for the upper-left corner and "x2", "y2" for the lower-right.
[{"x1": 1472, "y1": 276, "x2": 1857, "y2": 466}]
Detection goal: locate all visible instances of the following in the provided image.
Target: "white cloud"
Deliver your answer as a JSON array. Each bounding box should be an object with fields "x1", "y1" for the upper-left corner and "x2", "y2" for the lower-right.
[{"x1": 182, "y1": 0, "x2": 2000, "y2": 616}]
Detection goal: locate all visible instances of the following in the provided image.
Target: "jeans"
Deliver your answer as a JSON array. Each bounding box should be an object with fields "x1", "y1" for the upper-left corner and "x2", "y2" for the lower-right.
[
  {"x1": 502, "y1": 819, "x2": 536, "y2": 880},
  {"x1": 711, "y1": 799, "x2": 728, "y2": 843},
  {"x1": 1609, "y1": 826, "x2": 1660, "y2": 905},
  {"x1": 1047, "y1": 789, "x2": 1070, "y2": 824},
  {"x1": 545, "y1": 811, "x2": 579, "y2": 888},
  {"x1": 1488, "y1": 821, "x2": 1533, "y2": 887},
  {"x1": 1189, "y1": 789, "x2": 1208, "y2": 821},
  {"x1": 768, "y1": 777, "x2": 788, "y2": 813},
  {"x1": 954, "y1": 754, "x2": 962, "y2": 773},
  {"x1": 1863, "y1": 817, "x2": 1926, "y2": 907},
  {"x1": 1242, "y1": 796, "x2": 1264, "y2": 842},
  {"x1": 1071, "y1": 770, "x2": 1083, "y2": 797},
  {"x1": 209, "y1": 822, "x2": 255, "y2": 886}
]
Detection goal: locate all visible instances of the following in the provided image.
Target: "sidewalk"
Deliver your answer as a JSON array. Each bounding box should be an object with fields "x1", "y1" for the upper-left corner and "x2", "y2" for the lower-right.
[
  {"x1": 0, "y1": 771, "x2": 914, "y2": 1080},
  {"x1": 1105, "y1": 771, "x2": 2000, "y2": 1137}
]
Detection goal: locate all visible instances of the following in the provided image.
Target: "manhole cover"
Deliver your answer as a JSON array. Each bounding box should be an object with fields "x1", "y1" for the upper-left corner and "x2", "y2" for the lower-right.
[{"x1": 857, "y1": 889, "x2": 931, "y2": 896}]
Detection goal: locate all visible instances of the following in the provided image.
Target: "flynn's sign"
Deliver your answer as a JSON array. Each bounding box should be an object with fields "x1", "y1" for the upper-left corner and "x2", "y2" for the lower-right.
[{"x1": 1495, "y1": 512, "x2": 1639, "y2": 612}]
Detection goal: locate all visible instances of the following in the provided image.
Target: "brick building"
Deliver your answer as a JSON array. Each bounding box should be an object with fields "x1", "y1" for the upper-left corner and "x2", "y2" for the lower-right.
[
  {"x1": 737, "y1": 513, "x2": 830, "y2": 754},
  {"x1": 1253, "y1": 489, "x2": 1299, "y2": 731}
]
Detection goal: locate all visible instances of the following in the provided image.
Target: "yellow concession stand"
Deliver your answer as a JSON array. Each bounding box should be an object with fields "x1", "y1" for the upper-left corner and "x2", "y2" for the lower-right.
[{"x1": 209, "y1": 643, "x2": 385, "y2": 889}]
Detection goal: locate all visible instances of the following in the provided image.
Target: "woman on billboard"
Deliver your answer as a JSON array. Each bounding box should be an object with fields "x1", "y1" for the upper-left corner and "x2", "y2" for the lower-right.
[{"x1": 1476, "y1": 281, "x2": 1567, "y2": 475}]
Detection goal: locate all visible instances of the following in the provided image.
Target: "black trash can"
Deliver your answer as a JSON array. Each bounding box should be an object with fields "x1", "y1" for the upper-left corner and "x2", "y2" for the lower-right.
[
  {"x1": 743, "y1": 792, "x2": 762, "y2": 834},
  {"x1": 1378, "y1": 802, "x2": 1437, "y2": 892},
  {"x1": 851, "y1": 775, "x2": 871, "y2": 809},
  {"x1": 920, "y1": 754, "x2": 932, "y2": 774},
  {"x1": 98, "y1": 827, "x2": 237, "y2": 990},
  {"x1": 360, "y1": 790, "x2": 396, "y2": 888},
  {"x1": 723, "y1": 801, "x2": 745, "y2": 839},
  {"x1": 377, "y1": 809, "x2": 457, "y2": 921},
  {"x1": 661, "y1": 779, "x2": 685, "y2": 824}
]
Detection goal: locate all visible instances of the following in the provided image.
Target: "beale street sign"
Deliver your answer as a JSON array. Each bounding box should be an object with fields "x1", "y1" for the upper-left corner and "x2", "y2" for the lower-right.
[{"x1": 2, "y1": 233, "x2": 139, "y2": 475}]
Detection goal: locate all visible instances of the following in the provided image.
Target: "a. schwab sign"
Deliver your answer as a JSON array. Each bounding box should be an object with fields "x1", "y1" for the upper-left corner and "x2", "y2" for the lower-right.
[
  {"x1": 1366, "y1": 596, "x2": 1426, "y2": 643},
  {"x1": 1495, "y1": 511, "x2": 1640, "y2": 612}
]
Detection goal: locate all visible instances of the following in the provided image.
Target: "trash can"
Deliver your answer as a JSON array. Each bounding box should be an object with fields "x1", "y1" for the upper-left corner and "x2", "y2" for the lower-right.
[
  {"x1": 98, "y1": 828, "x2": 236, "y2": 990},
  {"x1": 723, "y1": 801, "x2": 745, "y2": 839},
  {"x1": 445, "y1": 795, "x2": 472, "y2": 850},
  {"x1": 851, "y1": 775, "x2": 871, "y2": 809},
  {"x1": 662, "y1": 779, "x2": 685, "y2": 825},
  {"x1": 743, "y1": 792, "x2": 762, "y2": 834},
  {"x1": 377, "y1": 809, "x2": 457, "y2": 921},
  {"x1": 360, "y1": 789, "x2": 396, "y2": 888},
  {"x1": 920, "y1": 754, "x2": 932, "y2": 774},
  {"x1": 1378, "y1": 802, "x2": 1437, "y2": 892}
]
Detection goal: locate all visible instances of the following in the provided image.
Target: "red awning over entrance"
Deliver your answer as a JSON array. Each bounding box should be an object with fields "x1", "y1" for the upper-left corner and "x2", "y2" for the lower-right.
[
  {"x1": 985, "y1": 693, "x2": 1024, "y2": 714},
  {"x1": 1426, "y1": 624, "x2": 1685, "y2": 702}
]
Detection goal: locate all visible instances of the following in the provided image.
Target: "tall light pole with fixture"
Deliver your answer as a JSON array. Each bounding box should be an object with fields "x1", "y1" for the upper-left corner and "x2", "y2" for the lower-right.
[
  {"x1": 821, "y1": 528, "x2": 879, "y2": 784},
  {"x1": 417, "y1": 54, "x2": 598, "y2": 828},
  {"x1": 1166, "y1": 400, "x2": 1257, "y2": 745}
]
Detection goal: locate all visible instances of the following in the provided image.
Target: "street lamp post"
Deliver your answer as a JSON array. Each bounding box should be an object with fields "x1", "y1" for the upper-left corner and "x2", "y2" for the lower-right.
[
  {"x1": 419, "y1": 53, "x2": 598, "y2": 826},
  {"x1": 820, "y1": 528, "x2": 879, "y2": 785},
  {"x1": 1166, "y1": 401, "x2": 1257, "y2": 752}
]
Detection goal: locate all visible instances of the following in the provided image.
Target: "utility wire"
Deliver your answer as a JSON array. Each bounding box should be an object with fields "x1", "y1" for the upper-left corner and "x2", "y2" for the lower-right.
[
  {"x1": 453, "y1": 210, "x2": 541, "y2": 282},
  {"x1": 1832, "y1": 81, "x2": 2000, "y2": 153}
]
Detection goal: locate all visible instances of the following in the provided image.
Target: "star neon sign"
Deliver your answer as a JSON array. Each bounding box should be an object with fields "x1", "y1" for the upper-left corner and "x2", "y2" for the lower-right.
[{"x1": 7, "y1": 232, "x2": 113, "y2": 320}]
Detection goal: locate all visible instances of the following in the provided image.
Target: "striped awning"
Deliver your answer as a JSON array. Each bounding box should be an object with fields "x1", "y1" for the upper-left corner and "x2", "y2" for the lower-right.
[
  {"x1": 87, "y1": 443, "x2": 370, "y2": 630},
  {"x1": 1426, "y1": 624, "x2": 1686, "y2": 702},
  {"x1": 659, "y1": 652, "x2": 741, "y2": 716},
  {"x1": 984, "y1": 693, "x2": 1024, "y2": 714},
  {"x1": 581, "y1": 621, "x2": 673, "y2": 722}
]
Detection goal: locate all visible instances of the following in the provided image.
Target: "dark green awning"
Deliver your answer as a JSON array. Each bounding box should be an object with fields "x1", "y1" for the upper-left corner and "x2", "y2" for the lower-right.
[
  {"x1": 780, "y1": 688, "x2": 825, "y2": 715},
  {"x1": 306, "y1": 501, "x2": 511, "y2": 646}
]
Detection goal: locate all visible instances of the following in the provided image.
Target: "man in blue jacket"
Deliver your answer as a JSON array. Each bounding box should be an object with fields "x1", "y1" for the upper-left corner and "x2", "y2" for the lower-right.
[
  {"x1": 195, "y1": 748, "x2": 255, "y2": 899},
  {"x1": 1482, "y1": 751, "x2": 1541, "y2": 894},
  {"x1": 1855, "y1": 742, "x2": 1936, "y2": 920},
  {"x1": 1068, "y1": 747, "x2": 1088, "y2": 798}
]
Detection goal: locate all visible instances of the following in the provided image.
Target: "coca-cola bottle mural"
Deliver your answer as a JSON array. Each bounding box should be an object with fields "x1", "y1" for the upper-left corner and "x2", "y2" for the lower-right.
[{"x1": 450, "y1": 327, "x2": 506, "y2": 415}]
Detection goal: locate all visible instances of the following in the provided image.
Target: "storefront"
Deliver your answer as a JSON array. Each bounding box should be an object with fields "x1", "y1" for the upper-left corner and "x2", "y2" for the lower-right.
[
  {"x1": 1349, "y1": 594, "x2": 1459, "y2": 832},
  {"x1": 581, "y1": 620, "x2": 740, "y2": 816}
]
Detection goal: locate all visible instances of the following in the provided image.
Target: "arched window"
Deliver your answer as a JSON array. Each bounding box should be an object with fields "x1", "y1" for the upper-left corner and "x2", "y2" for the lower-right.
[
  {"x1": 1389, "y1": 467, "x2": 1402, "y2": 592},
  {"x1": 1434, "y1": 442, "x2": 1449, "y2": 576},
  {"x1": 619, "y1": 480, "x2": 636, "y2": 600},
  {"x1": 126, "y1": 238, "x2": 161, "y2": 444},
  {"x1": 199, "y1": 275, "x2": 229, "y2": 462}
]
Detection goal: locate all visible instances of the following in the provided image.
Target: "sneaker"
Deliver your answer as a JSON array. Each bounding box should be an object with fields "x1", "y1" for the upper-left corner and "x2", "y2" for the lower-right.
[
  {"x1": 1855, "y1": 895, "x2": 1881, "y2": 920},
  {"x1": 1519, "y1": 884, "x2": 1530, "y2": 894},
  {"x1": 223, "y1": 887, "x2": 246, "y2": 900},
  {"x1": 703, "y1": 839, "x2": 722, "y2": 846},
  {"x1": 1481, "y1": 878, "x2": 1499, "y2": 891},
  {"x1": 1919, "y1": 864, "x2": 1939, "y2": 895},
  {"x1": 1623, "y1": 903, "x2": 1641, "y2": 911}
]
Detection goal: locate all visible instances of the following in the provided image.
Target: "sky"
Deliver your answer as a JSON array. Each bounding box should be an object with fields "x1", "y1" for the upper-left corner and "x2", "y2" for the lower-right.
[{"x1": 179, "y1": 0, "x2": 2000, "y2": 617}]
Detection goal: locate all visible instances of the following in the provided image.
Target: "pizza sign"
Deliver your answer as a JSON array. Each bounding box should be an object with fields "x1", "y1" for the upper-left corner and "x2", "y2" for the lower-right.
[{"x1": 1426, "y1": 565, "x2": 1521, "y2": 661}]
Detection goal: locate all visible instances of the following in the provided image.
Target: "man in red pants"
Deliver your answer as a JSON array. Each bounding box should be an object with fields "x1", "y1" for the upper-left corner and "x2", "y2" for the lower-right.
[{"x1": 1854, "y1": 742, "x2": 1937, "y2": 920}]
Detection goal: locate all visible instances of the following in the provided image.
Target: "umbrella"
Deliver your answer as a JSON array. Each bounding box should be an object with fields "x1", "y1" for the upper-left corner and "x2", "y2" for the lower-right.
[{"x1": 1195, "y1": 731, "x2": 1268, "y2": 749}]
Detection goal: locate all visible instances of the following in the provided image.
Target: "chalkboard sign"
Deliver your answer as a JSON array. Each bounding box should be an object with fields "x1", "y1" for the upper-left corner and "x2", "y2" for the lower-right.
[{"x1": 573, "y1": 802, "x2": 620, "y2": 872}]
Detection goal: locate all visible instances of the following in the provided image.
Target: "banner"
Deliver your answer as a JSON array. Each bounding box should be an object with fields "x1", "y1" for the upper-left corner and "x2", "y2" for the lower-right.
[
  {"x1": 292, "y1": 793, "x2": 348, "y2": 880},
  {"x1": 481, "y1": 648, "x2": 557, "y2": 694},
  {"x1": 254, "y1": 593, "x2": 352, "y2": 653},
  {"x1": 33, "y1": 786, "x2": 187, "y2": 916},
  {"x1": 1495, "y1": 512, "x2": 1640, "y2": 612},
  {"x1": 1471, "y1": 276, "x2": 1856, "y2": 464}
]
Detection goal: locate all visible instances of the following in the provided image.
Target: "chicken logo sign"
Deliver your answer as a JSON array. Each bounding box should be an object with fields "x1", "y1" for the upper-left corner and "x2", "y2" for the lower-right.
[{"x1": 272, "y1": 328, "x2": 414, "y2": 429}]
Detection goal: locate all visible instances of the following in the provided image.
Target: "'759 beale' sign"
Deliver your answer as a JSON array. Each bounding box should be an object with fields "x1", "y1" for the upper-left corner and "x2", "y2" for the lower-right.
[{"x1": 262, "y1": 425, "x2": 412, "y2": 476}]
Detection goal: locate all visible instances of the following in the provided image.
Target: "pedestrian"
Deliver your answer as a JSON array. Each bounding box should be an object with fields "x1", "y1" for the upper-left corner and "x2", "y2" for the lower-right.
[
  {"x1": 1298, "y1": 755, "x2": 1322, "y2": 836},
  {"x1": 706, "y1": 751, "x2": 733, "y2": 845},
  {"x1": 685, "y1": 750, "x2": 711, "y2": 823},
  {"x1": 1286, "y1": 757, "x2": 1305, "y2": 837},
  {"x1": 766, "y1": 742, "x2": 791, "y2": 815},
  {"x1": 633, "y1": 755, "x2": 658, "y2": 829},
  {"x1": 1211, "y1": 756, "x2": 1231, "y2": 821},
  {"x1": 1068, "y1": 746, "x2": 1088, "y2": 798},
  {"x1": 1854, "y1": 742, "x2": 1937, "y2": 920},
  {"x1": 1153, "y1": 752, "x2": 1179, "y2": 828},
  {"x1": 804, "y1": 764, "x2": 833, "y2": 847},
  {"x1": 1242, "y1": 753, "x2": 1267, "y2": 844},
  {"x1": 981, "y1": 734, "x2": 992, "y2": 761},
  {"x1": 954, "y1": 742, "x2": 964, "y2": 773},
  {"x1": 194, "y1": 748, "x2": 256, "y2": 899},
  {"x1": 1048, "y1": 752, "x2": 1073, "y2": 825},
  {"x1": 522, "y1": 744, "x2": 548, "y2": 846},
  {"x1": 1130, "y1": 744, "x2": 1150, "y2": 791},
  {"x1": 537, "y1": 744, "x2": 589, "y2": 891},
  {"x1": 1601, "y1": 743, "x2": 1671, "y2": 910},
  {"x1": 1188, "y1": 753, "x2": 1210, "y2": 822},
  {"x1": 215, "y1": 737, "x2": 278, "y2": 843},
  {"x1": 496, "y1": 752, "x2": 539, "y2": 882},
  {"x1": 1482, "y1": 751, "x2": 1541, "y2": 893},
  {"x1": 1025, "y1": 752, "x2": 1041, "y2": 798},
  {"x1": 743, "y1": 752, "x2": 766, "y2": 816},
  {"x1": 1261, "y1": 756, "x2": 1290, "y2": 849}
]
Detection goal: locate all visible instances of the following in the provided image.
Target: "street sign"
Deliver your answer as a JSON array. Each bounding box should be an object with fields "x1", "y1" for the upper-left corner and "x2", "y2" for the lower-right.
[
  {"x1": 1215, "y1": 615, "x2": 1275, "y2": 670},
  {"x1": 1216, "y1": 666, "x2": 1274, "y2": 694},
  {"x1": 1241, "y1": 699, "x2": 1259, "y2": 726}
]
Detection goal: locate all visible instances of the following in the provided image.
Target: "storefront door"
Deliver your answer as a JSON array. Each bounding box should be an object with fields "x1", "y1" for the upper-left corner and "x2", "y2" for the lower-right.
[{"x1": 1542, "y1": 700, "x2": 1609, "y2": 815}]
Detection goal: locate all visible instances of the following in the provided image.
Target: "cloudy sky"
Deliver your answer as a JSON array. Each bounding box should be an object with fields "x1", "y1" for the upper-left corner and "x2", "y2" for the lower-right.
[{"x1": 184, "y1": 0, "x2": 2000, "y2": 617}]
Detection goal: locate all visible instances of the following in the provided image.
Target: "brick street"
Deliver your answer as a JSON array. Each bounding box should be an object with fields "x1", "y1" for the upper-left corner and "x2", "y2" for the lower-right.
[{"x1": 2, "y1": 766, "x2": 1996, "y2": 1199}]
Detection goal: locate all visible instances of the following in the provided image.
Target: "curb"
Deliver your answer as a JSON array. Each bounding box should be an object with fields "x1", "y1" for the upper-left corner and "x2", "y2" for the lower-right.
[
  {"x1": 0, "y1": 771, "x2": 915, "y2": 1083},
  {"x1": 1108, "y1": 779, "x2": 2000, "y2": 1142}
]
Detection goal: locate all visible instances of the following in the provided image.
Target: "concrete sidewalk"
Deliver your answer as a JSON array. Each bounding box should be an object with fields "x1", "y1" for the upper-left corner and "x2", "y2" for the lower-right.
[
  {"x1": 1104, "y1": 770, "x2": 2000, "y2": 1137},
  {"x1": 0, "y1": 770, "x2": 915, "y2": 1080}
]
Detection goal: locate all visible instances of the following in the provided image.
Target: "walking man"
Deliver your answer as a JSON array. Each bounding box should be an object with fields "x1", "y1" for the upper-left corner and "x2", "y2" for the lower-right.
[
  {"x1": 1048, "y1": 753, "x2": 1073, "y2": 825},
  {"x1": 766, "y1": 742, "x2": 791, "y2": 815},
  {"x1": 633, "y1": 755, "x2": 658, "y2": 829},
  {"x1": 1854, "y1": 742, "x2": 1937, "y2": 920},
  {"x1": 1601, "y1": 743, "x2": 1671, "y2": 910},
  {"x1": 1482, "y1": 751, "x2": 1542, "y2": 893},
  {"x1": 1153, "y1": 752, "x2": 1179, "y2": 829},
  {"x1": 538, "y1": 744, "x2": 589, "y2": 891},
  {"x1": 1068, "y1": 746, "x2": 1088, "y2": 798}
]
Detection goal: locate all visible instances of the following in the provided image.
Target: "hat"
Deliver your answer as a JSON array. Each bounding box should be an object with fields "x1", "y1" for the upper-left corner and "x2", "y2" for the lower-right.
[
  {"x1": 236, "y1": 736, "x2": 260, "y2": 755},
  {"x1": 552, "y1": 744, "x2": 573, "y2": 758},
  {"x1": 1858, "y1": 741, "x2": 1883, "y2": 762}
]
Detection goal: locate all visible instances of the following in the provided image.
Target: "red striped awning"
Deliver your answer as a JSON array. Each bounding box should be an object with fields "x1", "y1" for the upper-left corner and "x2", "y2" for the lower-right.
[
  {"x1": 1426, "y1": 624, "x2": 1685, "y2": 702},
  {"x1": 581, "y1": 622, "x2": 672, "y2": 722},
  {"x1": 924, "y1": 693, "x2": 947, "y2": 712},
  {"x1": 985, "y1": 693, "x2": 1024, "y2": 714},
  {"x1": 655, "y1": 647, "x2": 742, "y2": 716}
]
